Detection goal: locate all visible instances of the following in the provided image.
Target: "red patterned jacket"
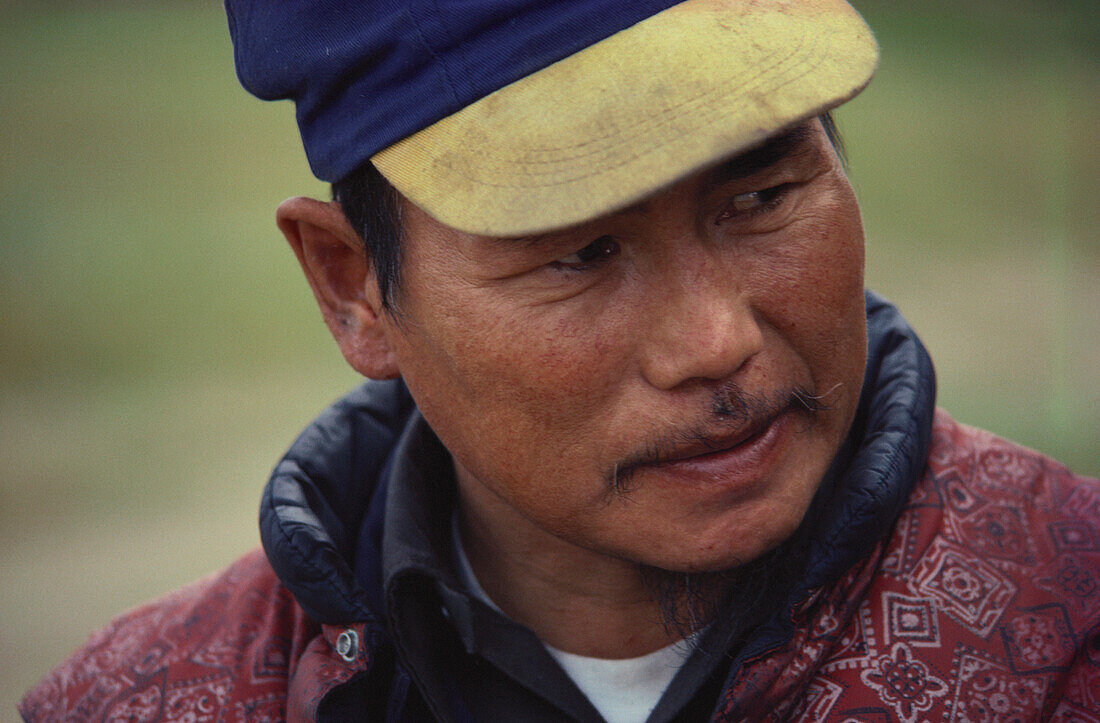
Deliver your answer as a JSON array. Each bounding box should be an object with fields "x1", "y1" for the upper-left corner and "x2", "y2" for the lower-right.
[{"x1": 20, "y1": 298, "x2": 1100, "y2": 721}]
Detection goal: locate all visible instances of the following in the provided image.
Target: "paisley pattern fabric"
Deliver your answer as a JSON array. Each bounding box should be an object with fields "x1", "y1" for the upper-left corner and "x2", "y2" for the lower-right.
[
  {"x1": 715, "y1": 412, "x2": 1100, "y2": 722},
  {"x1": 20, "y1": 411, "x2": 1100, "y2": 721},
  {"x1": 17, "y1": 551, "x2": 373, "y2": 722}
]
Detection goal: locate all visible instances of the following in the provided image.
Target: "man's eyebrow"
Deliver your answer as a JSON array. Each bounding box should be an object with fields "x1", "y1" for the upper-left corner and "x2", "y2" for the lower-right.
[{"x1": 707, "y1": 123, "x2": 816, "y2": 184}]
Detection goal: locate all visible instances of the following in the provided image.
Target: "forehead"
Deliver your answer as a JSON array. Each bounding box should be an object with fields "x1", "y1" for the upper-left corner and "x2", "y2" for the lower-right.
[{"x1": 707, "y1": 122, "x2": 821, "y2": 183}]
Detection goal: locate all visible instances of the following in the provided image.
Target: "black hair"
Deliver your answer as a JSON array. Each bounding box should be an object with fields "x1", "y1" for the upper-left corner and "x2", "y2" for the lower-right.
[
  {"x1": 332, "y1": 112, "x2": 844, "y2": 310},
  {"x1": 819, "y1": 110, "x2": 846, "y2": 167},
  {"x1": 332, "y1": 161, "x2": 404, "y2": 312}
]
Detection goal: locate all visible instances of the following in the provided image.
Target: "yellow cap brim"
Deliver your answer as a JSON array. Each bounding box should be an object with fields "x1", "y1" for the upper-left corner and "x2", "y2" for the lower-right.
[{"x1": 372, "y1": 0, "x2": 878, "y2": 237}]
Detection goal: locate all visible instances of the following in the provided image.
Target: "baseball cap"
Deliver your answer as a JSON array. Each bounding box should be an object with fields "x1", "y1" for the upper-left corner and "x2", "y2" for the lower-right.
[{"x1": 227, "y1": 0, "x2": 877, "y2": 236}]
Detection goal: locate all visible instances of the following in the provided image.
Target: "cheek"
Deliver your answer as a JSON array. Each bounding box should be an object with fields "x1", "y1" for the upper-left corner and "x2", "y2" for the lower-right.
[
  {"x1": 449, "y1": 310, "x2": 620, "y2": 410},
  {"x1": 754, "y1": 191, "x2": 865, "y2": 336},
  {"x1": 530, "y1": 318, "x2": 621, "y2": 398},
  {"x1": 393, "y1": 295, "x2": 628, "y2": 473},
  {"x1": 743, "y1": 190, "x2": 867, "y2": 429}
]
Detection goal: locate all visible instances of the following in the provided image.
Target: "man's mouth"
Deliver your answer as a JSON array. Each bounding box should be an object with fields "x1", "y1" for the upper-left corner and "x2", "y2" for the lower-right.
[
  {"x1": 650, "y1": 412, "x2": 781, "y2": 467},
  {"x1": 609, "y1": 404, "x2": 797, "y2": 493}
]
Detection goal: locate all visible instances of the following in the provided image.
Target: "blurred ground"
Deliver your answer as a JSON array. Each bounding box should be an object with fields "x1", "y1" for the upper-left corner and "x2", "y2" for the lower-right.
[{"x1": 1, "y1": 0, "x2": 1097, "y2": 710}]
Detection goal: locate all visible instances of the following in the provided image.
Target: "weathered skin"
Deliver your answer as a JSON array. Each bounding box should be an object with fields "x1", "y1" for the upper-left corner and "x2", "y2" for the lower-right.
[{"x1": 278, "y1": 119, "x2": 867, "y2": 657}]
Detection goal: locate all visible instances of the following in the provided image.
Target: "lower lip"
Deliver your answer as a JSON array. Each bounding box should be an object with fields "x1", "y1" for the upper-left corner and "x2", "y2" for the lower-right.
[{"x1": 642, "y1": 411, "x2": 792, "y2": 490}]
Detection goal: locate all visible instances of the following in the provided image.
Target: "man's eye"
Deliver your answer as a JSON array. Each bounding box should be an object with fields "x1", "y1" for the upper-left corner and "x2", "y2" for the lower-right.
[
  {"x1": 715, "y1": 185, "x2": 787, "y2": 223},
  {"x1": 550, "y1": 235, "x2": 620, "y2": 270}
]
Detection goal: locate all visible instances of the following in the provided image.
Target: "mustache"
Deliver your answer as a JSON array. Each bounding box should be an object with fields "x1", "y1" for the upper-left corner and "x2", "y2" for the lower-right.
[{"x1": 605, "y1": 381, "x2": 841, "y2": 494}]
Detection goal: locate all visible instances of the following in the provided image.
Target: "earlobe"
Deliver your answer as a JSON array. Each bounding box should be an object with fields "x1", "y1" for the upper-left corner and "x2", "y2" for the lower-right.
[{"x1": 275, "y1": 197, "x2": 401, "y2": 379}]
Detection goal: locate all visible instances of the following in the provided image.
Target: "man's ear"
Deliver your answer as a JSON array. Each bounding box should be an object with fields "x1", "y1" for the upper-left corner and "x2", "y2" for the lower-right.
[{"x1": 276, "y1": 196, "x2": 400, "y2": 379}]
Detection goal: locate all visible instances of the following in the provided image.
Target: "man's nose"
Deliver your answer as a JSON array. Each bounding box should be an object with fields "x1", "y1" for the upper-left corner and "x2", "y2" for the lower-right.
[{"x1": 639, "y1": 253, "x2": 764, "y2": 391}]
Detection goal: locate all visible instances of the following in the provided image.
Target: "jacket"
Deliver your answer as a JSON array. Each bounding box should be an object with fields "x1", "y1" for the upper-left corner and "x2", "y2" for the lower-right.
[{"x1": 20, "y1": 294, "x2": 1100, "y2": 721}]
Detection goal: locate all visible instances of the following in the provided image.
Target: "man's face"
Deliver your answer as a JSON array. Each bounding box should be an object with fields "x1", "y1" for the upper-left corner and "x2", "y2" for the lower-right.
[{"x1": 378, "y1": 119, "x2": 867, "y2": 573}]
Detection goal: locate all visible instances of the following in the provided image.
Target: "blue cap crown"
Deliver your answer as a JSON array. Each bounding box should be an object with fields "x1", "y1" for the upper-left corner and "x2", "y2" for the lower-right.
[{"x1": 225, "y1": 0, "x2": 682, "y2": 182}]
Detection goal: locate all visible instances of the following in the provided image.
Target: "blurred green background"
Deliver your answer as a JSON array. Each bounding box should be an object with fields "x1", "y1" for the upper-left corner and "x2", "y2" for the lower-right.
[{"x1": 1, "y1": 0, "x2": 1096, "y2": 709}]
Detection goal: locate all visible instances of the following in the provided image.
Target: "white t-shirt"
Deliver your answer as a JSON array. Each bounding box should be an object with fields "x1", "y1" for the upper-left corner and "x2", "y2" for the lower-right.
[{"x1": 451, "y1": 517, "x2": 696, "y2": 723}]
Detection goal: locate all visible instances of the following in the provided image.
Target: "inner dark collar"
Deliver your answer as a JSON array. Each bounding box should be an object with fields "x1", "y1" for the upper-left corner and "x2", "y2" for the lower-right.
[{"x1": 379, "y1": 411, "x2": 465, "y2": 596}]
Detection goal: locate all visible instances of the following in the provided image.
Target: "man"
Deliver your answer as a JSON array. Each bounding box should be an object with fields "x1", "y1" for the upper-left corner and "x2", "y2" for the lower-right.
[{"x1": 21, "y1": 0, "x2": 1098, "y2": 720}]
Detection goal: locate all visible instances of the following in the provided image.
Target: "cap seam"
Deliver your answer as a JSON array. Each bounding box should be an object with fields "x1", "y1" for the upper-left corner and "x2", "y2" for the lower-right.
[
  {"x1": 427, "y1": 0, "x2": 476, "y2": 103},
  {"x1": 416, "y1": 25, "x2": 833, "y2": 190},
  {"x1": 405, "y1": 4, "x2": 463, "y2": 113}
]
